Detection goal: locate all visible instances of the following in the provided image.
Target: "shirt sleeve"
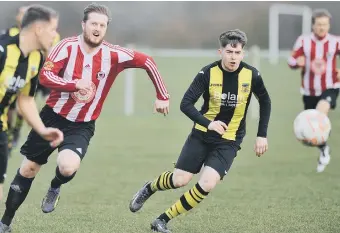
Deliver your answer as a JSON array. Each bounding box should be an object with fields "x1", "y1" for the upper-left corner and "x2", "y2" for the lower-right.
[
  {"x1": 252, "y1": 70, "x2": 271, "y2": 137},
  {"x1": 180, "y1": 69, "x2": 211, "y2": 128},
  {"x1": 20, "y1": 53, "x2": 44, "y2": 96},
  {"x1": 39, "y1": 39, "x2": 77, "y2": 92},
  {"x1": 116, "y1": 46, "x2": 169, "y2": 100},
  {"x1": 288, "y1": 35, "x2": 304, "y2": 69}
]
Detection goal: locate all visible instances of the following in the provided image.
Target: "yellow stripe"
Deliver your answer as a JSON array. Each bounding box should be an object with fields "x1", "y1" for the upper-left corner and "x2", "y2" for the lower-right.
[
  {"x1": 0, "y1": 44, "x2": 21, "y2": 88},
  {"x1": 184, "y1": 191, "x2": 199, "y2": 208},
  {"x1": 222, "y1": 68, "x2": 252, "y2": 140},
  {"x1": 174, "y1": 201, "x2": 186, "y2": 214},
  {"x1": 193, "y1": 186, "x2": 205, "y2": 199},
  {"x1": 190, "y1": 189, "x2": 203, "y2": 201},
  {"x1": 9, "y1": 27, "x2": 19, "y2": 37},
  {"x1": 195, "y1": 65, "x2": 223, "y2": 131},
  {"x1": 21, "y1": 51, "x2": 41, "y2": 96},
  {"x1": 158, "y1": 172, "x2": 167, "y2": 190},
  {"x1": 0, "y1": 106, "x2": 9, "y2": 131}
]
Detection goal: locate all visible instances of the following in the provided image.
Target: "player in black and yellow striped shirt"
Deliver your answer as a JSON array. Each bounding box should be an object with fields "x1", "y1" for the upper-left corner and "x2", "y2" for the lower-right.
[
  {"x1": 129, "y1": 29, "x2": 271, "y2": 233},
  {"x1": 1, "y1": 6, "x2": 62, "y2": 156},
  {"x1": 0, "y1": 7, "x2": 64, "y2": 231}
]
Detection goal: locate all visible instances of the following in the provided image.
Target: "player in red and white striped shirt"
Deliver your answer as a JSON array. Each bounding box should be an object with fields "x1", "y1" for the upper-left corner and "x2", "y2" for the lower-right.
[
  {"x1": 288, "y1": 9, "x2": 339, "y2": 173},
  {"x1": 0, "y1": 3, "x2": 170, "y2": 228}
]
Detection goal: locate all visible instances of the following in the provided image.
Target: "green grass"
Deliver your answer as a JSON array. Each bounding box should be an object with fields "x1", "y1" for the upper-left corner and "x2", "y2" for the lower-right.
[{"x1": 3, "y1": 57, "x2": 340, "y2": 233}]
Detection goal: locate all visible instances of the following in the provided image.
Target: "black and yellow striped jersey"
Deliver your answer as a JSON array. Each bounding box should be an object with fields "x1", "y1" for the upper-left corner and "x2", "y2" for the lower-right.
[
  {"x1": 0, "y1": 34, "x2": 44, "y2": 131},
  {"x1": 180, "y1": 60, "x2": 271, "y2": 145}
]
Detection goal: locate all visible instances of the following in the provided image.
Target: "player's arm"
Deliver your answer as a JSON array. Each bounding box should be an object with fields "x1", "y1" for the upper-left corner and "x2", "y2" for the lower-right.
[
  {"x1": 39, "y1": 40, "x2": 78, "y2": 92},
  {"x1": 119, "y1": 48, "x2": 169, "y2": 101},
  {"x1": 288, "y1": 36, "x2": 305, "y2": 69},
  {"x1": 180, "y1": 70, "x2": 211, "y2": 128},
  {"x1": 18, "y1": 72, "x2": 63, "y2": 147},
  {"x1": 252, "y1": 71, "x2": 271, "y2": 138}
]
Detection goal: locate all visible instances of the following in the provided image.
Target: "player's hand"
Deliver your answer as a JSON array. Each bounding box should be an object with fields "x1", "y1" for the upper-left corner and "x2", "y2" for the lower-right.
[
  {"x1": 254, "y1": 137, "x2": 268, "y2": 157},
  {"x1": 154, "y1": 99, "x2": 170, "y2": 116},
  {"x1": 296, "y1": 56, "x2": 305, "y2": 67},
  {"x1": 39, "y1": 127, "x2": 64, "y2": 148},
  {"x1": 75, "y1": 79, "x2": 92, "y2": 92},
  {"x1": 208, "y1": 121, "x2": 228, "y2": 135}
]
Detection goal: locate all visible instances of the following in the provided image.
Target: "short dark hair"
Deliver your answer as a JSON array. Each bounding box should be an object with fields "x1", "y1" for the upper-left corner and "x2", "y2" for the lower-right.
[
  {"x1": 21, "y1": 5, "x2": 58, "y2": 29},
  {"x1": 312, "y1": 9, "x2": 331, "y2": 25},
  {"x1": 83, "y1": 3, "x2": 112, "y2": 24},
  {"x1": 219, "y1": 29, "x2": 247, "y2": 48}
]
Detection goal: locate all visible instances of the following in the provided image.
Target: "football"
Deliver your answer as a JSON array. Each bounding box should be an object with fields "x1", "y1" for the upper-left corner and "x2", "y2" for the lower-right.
[{"x1": 293, "y1": 109, "x2": 331, "y2": 146}]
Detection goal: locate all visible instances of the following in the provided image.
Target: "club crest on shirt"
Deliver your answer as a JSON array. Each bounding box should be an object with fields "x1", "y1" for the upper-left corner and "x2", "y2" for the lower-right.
[
  {"x1": 71, "y1": 81, "x2": 96, "y2": 103},
  {"x1": 31, "y1": 66, "x2": 37, "y2": 77},
  {"x1": 311, "y1": 58, "x2": 326, "y2": 75},
  {"x1": 43, "y1": 61, "x2": 54, "y2": 71},
  {"x1": 97, "y1": 71, "x2": 106, "y2": 80},
  {"x1": 241, "y1": 83, "x2": 250, "y2": 93}
]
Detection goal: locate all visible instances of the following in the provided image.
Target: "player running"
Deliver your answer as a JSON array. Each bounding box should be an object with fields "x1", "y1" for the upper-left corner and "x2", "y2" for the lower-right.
[
  {"x1": 129, "y1": 29, "x2": 271, "y2": 233},
  {"x1": 0, "y1": 3, "x2": 169, "y2": 232}
]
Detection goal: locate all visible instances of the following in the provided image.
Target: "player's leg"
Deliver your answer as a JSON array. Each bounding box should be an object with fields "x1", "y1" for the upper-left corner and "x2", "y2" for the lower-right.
[
  {"x1": 6, "y1": 99, "x2": 17, "y2": 157},
  {"x1": 315, "y1": 88, "x2": 339, "y2": 172},
  {"x1": 0, "y1": 131, "x2": 9, "y2": 201},
  {"x1": 11, "y1": 103, "x2": 24, "y2": 149},
  {"x1": 129, "y1": 132, "x2": 208, "y2": 213},
  {"x1": 0, "y1": 105, "x2": 59, "y2": 230},
  {"x1": 151, "y1": 143, "x2": 237, "y2": 233},
  {"x1": 41, "y1": 121, "x2": 95, "y2": 213}
]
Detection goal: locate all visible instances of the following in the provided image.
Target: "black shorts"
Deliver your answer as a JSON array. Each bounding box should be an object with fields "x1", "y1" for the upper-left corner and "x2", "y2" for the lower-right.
[
  {"x1": 36, "y1": 82, "x2": 50, "y2": 97},
  {"x1": 303, "y1": 88, "x2": 339, "y2": 110},
  {"x1": 20, "y1": 105, "x2": 95, "y2": 165},
  {"x1": 175, "y1": 131, "x2": 238, "y2": 179}
]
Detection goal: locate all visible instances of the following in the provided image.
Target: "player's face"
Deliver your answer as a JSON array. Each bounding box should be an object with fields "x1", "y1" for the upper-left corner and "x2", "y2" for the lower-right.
[
  {"x1": 36, "y1": 17, "x2": 59, "y2": 52},
  {"x1": 313, "y1": 16, "x2": 330, "y2": 38},
  {"x1": 82, "y1": 12, "x2": 108, "y2": 48},
  {"x1": 219, "y1": 43, "x2": 244, "y2": 72}
]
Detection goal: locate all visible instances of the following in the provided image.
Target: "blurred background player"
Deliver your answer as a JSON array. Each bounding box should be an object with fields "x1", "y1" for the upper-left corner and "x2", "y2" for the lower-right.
[
  {"x1": 288, "y1": 9, "x2": 340, "y2": 173},
  {"x1": 0, "y1": 5, "x2": 63, "y2": 225},
  {"x1": 0, "y1": 4, "x2": 169, "y2": 232},
  {"x1": 129, "y1": 29, "x2": 271, "y2": 233},
  {"x1": 1, "y1": 6, "x2": 61, "y2": 157}
]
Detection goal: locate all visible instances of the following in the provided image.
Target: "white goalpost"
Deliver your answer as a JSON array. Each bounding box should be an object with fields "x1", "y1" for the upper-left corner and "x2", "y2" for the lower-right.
[{"x1": 269, "y1": 3, "x2": 312, "y2": 65}]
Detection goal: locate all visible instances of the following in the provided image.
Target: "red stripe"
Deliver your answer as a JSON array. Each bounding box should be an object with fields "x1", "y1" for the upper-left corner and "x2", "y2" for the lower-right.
[
  {"x1": 310, "y1": 40, "x2": 316, "y2": 96},
  {"x1": 49, "y1": 37, "x2": 78, "y2": 61},
  {"x1": 321, "y1": 41, "x2": 328, "y2": 91},
  {"x1": 46, "y1": 90, "x2": 61, "y2": 108},
  {"x1": 77, "y1": 49, "x2": 102, "y2": 121},
  {"x1": 59, "y1": 46, "x2": 83, "y2": 117},
  {"x1": 333, "y1": 41, "x2": 339, "y2": 84}
]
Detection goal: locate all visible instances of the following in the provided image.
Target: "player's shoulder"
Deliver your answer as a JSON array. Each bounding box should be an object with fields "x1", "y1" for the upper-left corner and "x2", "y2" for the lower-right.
[
  {"x1": 197, "y1": 60, "x2": 220, "y2": 75},
  {"x1": 102, "y1": 41, "x2": 134, "y2": 56},
  {"x1": 52, "y1": 36, "x2": 79, "y2": 49},
  {"x1": 0, "y1": 33, "x2": 20, "y2": 52},
  {"x1": 241, "y1": 61, "x2": 261, "y2": 78}
]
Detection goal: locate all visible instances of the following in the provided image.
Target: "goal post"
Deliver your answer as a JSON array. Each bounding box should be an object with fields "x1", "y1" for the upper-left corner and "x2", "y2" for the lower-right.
[{"x1": 269, "y1": 4, "x2": 312, "y2": 65}]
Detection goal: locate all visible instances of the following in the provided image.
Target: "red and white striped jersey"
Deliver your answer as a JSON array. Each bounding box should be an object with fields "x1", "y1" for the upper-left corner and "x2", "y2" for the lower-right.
[
  {"x1": 288, "y1": 33, "x2": 340, "y2": 96},
  {"x1": 40, "y1": 35, "x2": 169, "y2": 122}
]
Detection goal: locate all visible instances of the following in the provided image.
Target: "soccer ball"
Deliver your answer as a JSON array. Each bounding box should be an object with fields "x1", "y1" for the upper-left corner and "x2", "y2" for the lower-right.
[{"x1": 293, "y1": 109, "x2": 331, "y2": 146}]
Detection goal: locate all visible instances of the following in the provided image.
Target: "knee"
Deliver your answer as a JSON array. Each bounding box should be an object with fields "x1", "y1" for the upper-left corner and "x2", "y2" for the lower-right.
[
  {"x1": 58, "y1": 164, "x2": 78, "y2": 177},
  {"x1": 19, "y1": 160, "x2": 41, "y2": 178},
  {"x1": 173, "y1": 171, "x2": 193, "y2": 188},
  {"x1": 198, "y1": 178, "x2": 219, "y2": 192}
]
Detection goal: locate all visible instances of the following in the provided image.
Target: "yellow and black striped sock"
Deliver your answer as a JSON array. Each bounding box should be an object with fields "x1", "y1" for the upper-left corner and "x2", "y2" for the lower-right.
[
  {"x1": 158, "y1": 182, "x2": 209, "y2": 223},
  {"x1": 147, "y1": 171, "x2": 177, "y2": 193}
]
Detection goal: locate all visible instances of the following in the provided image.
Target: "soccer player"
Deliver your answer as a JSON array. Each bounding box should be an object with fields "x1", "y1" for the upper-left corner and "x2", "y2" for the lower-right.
[
  {"x1": 288, "y1": 9, "x2": 340, "y2": 173},
  {"x1": 0, "y1": 3, "x2": 169, "y2": 232},
  {"x1": 2, "y1": 6, "x2": 62, "y2": 155},
  {"x1": 0, "y1": 4, "x2": 63, "y2": 215},
  {"x1": 129, "y1": 29, "x2": 271, "y2": 233}
]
